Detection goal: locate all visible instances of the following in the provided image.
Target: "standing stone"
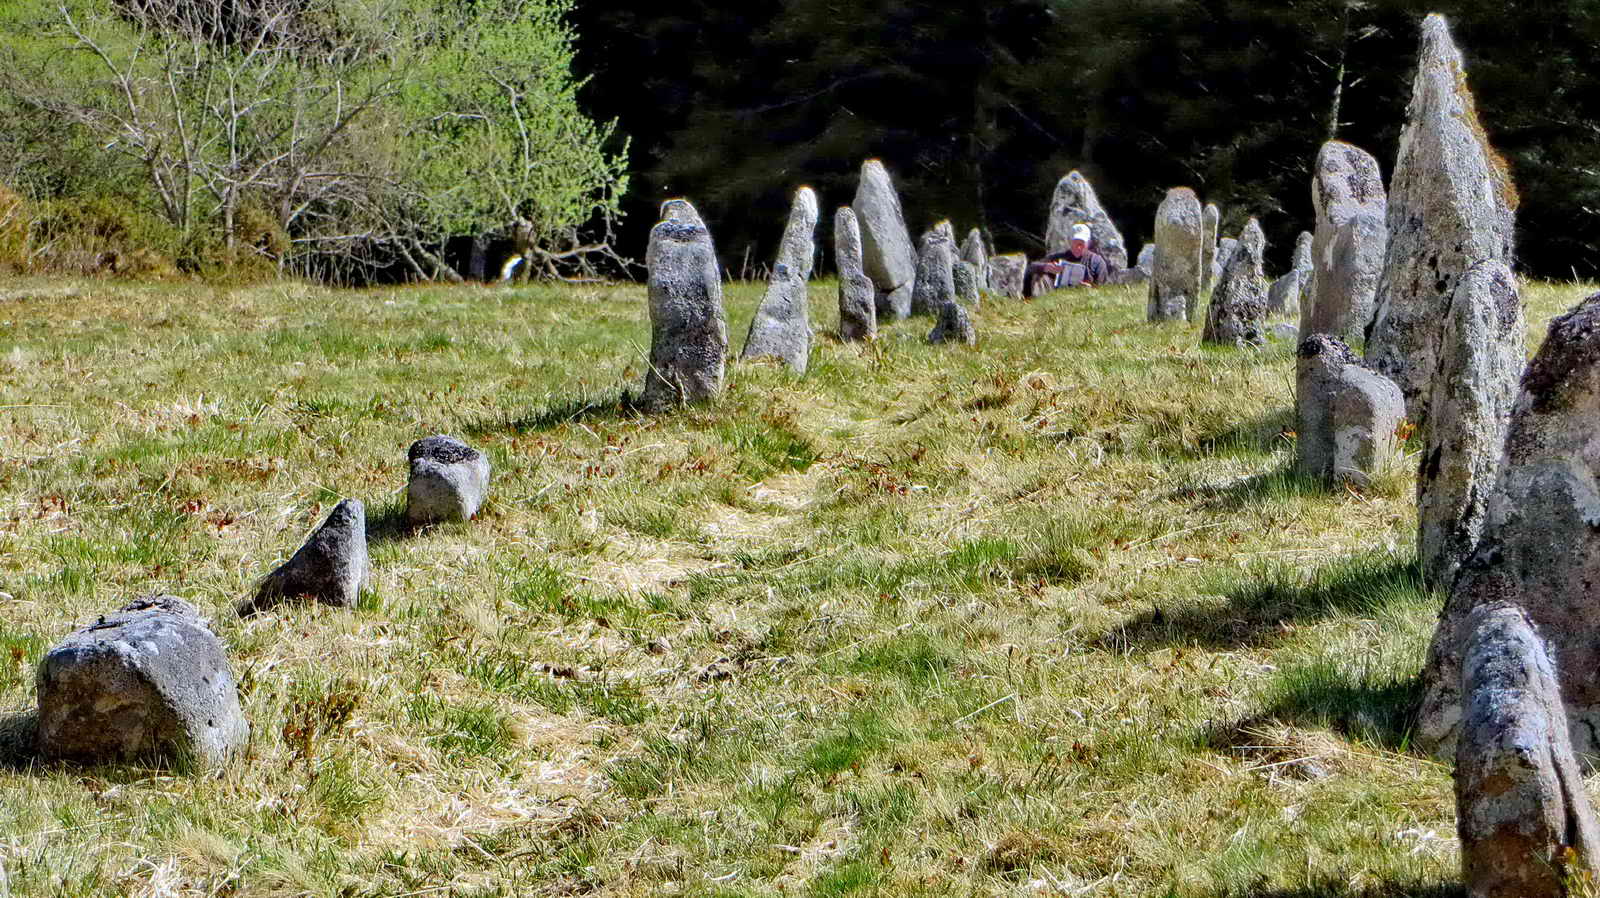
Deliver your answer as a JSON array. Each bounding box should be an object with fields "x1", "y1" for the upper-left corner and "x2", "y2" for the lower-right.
[
  {"x1": 1456, "y1": 602, "x2": 1600, "y2": 898},
  {"x1": 1216, "y1": 237, "x2": 1239, "y2": 273},
  {"x1": 959, "y1": 228, "x2": 988, "y2": 286},
  {"x1": 249, "y1": 499, "x2": 370, "y2": 613},
  {"x1": 659, "y1": 198, "x2": 705, "y2": 230},
  {"x1": 638, "y1": 216, "x2": 728, "y2": 412},
  {"x1": 834, "y1": 207, "x2": 875, "y2": 342},
  {"x1": 1418, "y1": 261, "x2": 1525, "y2": 589},
  {"x1": 1201, "y1": 203, "x2": 1220, "y2": 291},
  {"x1": 928, "y1": 298, "x2": 976, "y2": 346},
  {"x1": 953, "y1": 261, "x2": 981, "y2": 309},
  {"x1": 1203, "y1": 218, "x2": 1270, "y2": 345},
  {"x1": 1044, "y1": 171, "x2": 1128, "y2": 270},
  {"x1": 1294, "y1": 335, "x2": 1406, "y2": 484},
  {"x1": 1267, "y1": 231, "x2": 1314, "y2": 318},
  {"x1": 911, "y1": 225, "x2": 956, "y2": 316},
  {"x1": 1136, "y1": 244, "x2": 1155, "y2": 275},
  {"x1": 989, "y1": 253, "x2": 1026, "y2": 300},
  {"x1": 852, "y1": 160, "x2": 917, "y2": 320},
  {"x1": 1418, "y1": 293, "x2": 1600, "y2": 759},
  {"x1": 1365, "y1": 14, "x2": 1517, "y2": 429},
  {"x1": 37, "y1": 596, "x2": 248, "y2": 768},
  {"x1": 1304, "y1": 141, "x2": 1388, "y2": 342},
  {"x1": 742, "y1": 187, "x2": 819, "y2": 372},
  {"x1": 406, "y1": 435, "x2": 491, "y2": 525},
  {"x1": 1147, "y1": 188, "x2": 1202, "y2": 322}
]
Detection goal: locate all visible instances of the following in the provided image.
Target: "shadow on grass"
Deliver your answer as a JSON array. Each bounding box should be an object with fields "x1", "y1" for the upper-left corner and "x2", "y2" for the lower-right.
[
  {"x1": 1254, "y1": 661, "x2": 1423, "y2": 752},
  {"x1": 1230, "y1": 883, "x2": 1461, "y2": 898},
  {"x1": 366, "y1": 497, "x2": 417, "y2": 545},
  {"x1": 1191, "y1": 406, "x2": 1296, "y2": 458},
  {"x1": 1165, "y1": 463, "x2": 1334, "y2": 512},
  {"x1": 459, "y1": 390, "x2": 635, "y2": 437},
  {"x1": 1101, "y1": 551, "x2": 1428, "y2": 652},
  {"x1": 0, "y1": 710, "x2": 37, "y2": 770}
]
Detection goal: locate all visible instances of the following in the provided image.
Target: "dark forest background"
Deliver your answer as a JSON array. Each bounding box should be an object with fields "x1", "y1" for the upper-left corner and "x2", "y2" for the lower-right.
[{"x1": 572, "y1": 0, "x2": 1600, "y2": 280}]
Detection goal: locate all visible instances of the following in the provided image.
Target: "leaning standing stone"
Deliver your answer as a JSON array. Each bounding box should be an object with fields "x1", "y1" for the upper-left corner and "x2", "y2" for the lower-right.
[
  {"x1": 953, "y1": 261, "x2": 981, "y2": 309},
  {"x1": 1304, "y1": 141, "x2": 1387, "y2": 342},
  {"x1": 1147, "y1": 187, "x2": 1202, "y2": 322},
  {"x1": 407, "y1": 435, "x2": 491, "y2": 525},
  {"x1": 741, "y1": 186, "x2": 819, "y2": 372},
  {"x1": 1417, "y1": 293, "x2": 1600, "y2": 758},
  {"x1": 834, "y1": 207, "x2": 875, "y2": 341},
  {"x1": 1201, "y1": 203, "x2": 1220, "y2": 291},
  {"x1": 1456, "y1": 602, "x2": 1600, "y2": 898},
  {"x1": 1267, "y1": 231, "x2": 1314, "y2": 318},
  {"x1": 989, "y1": 253, "x2": 1026, "y2": 299},
  {"x1": 1418, "y1": 261, "x2": 1525, "y2": 588},
  {"x1": 911, "y1": 226, "x2": 956, "y2": 316},
  {"x1": 1294, "y1": 335, "x2": 1406, "y2": 484},
  {"x1": 959, "y1": 228, "x2": 988, "y2": 285},
  {"x1": 249, "y1": 499, "x2": 370, "y2": 613},
  {"x1": 638, "y1": 216, "x2": 728, "y2": 412},
  {"x1": 1045, "y1": 171, "x2": 1128, "y2": 269},
  {"x1": 852, "y1": 159, "x2": 917, "y2": 320},
  {"x1": 37, "y1": 596, "x2": 248, "y2": 768},
  {"x1": 1203, "y1": 218, "x2": 1270, "y2": 345},
  {"x1": 1365, "y1": 14, "x2": 1517, "y2": 428}
]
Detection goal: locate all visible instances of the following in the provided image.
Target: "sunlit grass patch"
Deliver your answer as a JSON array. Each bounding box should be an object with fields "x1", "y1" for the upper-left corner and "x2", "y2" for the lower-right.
[{"x1": 0, "y1": 274, "x2": 1586, "y2": 895}]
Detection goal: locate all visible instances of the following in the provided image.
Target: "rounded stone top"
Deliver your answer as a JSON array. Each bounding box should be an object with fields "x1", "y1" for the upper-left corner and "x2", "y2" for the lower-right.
[
  {"x1": 1521, "y1": 292, "x2": 1600, "y2": 413},
  {"x1": 409, "y1": 435, "x2": 480, "y2": 465},
  {"x1": 1297, "y1": 334, "x2": 1358, "y2": 364}
]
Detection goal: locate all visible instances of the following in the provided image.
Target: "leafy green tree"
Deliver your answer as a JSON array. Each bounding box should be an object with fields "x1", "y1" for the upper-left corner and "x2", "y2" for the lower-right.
[{"x1": 0, "y1": 0, "x2": 627, "y2": 280}]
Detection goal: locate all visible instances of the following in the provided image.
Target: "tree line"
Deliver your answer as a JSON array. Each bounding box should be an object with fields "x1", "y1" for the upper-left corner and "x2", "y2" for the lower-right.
[{"x1": 572, "y1": 0, "x2": 1600, "y2": 280}]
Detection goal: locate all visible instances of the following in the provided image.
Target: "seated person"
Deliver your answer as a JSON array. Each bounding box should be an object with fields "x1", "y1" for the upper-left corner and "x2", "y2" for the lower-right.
[{"x1": 1024, "y1": 223, "x2": 1110, "y2": 297}]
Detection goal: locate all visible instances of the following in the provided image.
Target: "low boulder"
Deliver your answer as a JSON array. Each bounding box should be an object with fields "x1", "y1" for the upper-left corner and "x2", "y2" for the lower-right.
[
  {"x1": 1294, "y1": 335, "x2": 1406, "y2": 485},
  {"x1": 407, "y1": 436, "x2": 491, "y2": 525},
  {"x1": 36, "y1": 596, "x2": 248, "y2": 769}
]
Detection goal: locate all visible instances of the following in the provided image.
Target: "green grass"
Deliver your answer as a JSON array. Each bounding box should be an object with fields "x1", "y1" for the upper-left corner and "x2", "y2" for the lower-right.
[{"x1": 0, "y1": 273, "x2": 1587, "y2": 896}]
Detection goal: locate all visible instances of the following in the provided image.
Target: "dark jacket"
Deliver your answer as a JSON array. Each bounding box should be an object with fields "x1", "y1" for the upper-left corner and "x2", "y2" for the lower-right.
[{"x1": 1042, "y1": 248, "x2": 1110, "y2": 286}]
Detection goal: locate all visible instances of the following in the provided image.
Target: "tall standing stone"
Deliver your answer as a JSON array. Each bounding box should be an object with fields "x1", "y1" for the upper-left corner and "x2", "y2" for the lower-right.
[
  {"x1": 911, "y1": 224, "x2": 956, "y2": 316},
  {"x1": 741, "y1": 187, "x2": 819, "y2": 372},
  {"x1": 1147, "y1": 188, "x2": 1202, "y2": 323},
  {"x1": 959, "y1": 228, "x2": 988, "y2": 285},
  {"x1": 1418, "y1": 261, "x2": 1525, "y2": 588},
  {"x1": 834, "y1": 207, "x2": 875, "y2": 342},
  {"x1": 989, "y1": 253, "x2": 1026, "y2": 299},
  {"x1": 852, "y1": 160, "x2": 917, "y2": 320},
  {"x1": 1267, "y1": 231, "x2": 1314, "y2": 318},
  {"x1": 1304, "y1": 141, "x2": 1388, "y2": 342},
  {"x1": 1044, "y1": 171, "x2": 1128, "y2": 270},
  {"x1": 1456, "y1": 602, "x2": 1600, "y2": 898},
  {"x1": 1202, "y1": 218, "x2": 1269, "y2": 345},
  {"x1": 1201, "y1": 203, "x2": 1220, "y2": 291},
  {"x1": 1294, "y1": 335, "x2": 1406, "y2": 484},
  {"x1": 638, "y1": 215, "x2": 727, "y2": 412},
  {"x1": 1418, "y1": 293, "x2": 1600, "y2": 760},
  {"x1": 1365, "y1": 14, "x2": 1517, "y2": 429}
]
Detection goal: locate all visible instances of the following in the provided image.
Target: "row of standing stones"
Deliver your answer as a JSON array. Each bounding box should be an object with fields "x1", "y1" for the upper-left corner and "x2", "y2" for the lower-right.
[
  {"x1": 31, "y1": 436, "x2": 492, "y2": 770},
  {"x1": 1273, "y1": 14, "x2": 1597, "y2": 897},
  {"x1": 640, "y1": 12, "x2": 1600, "y2": 892},
  {"x1": 638, "y1": 157, "x2": 1136, "y2": 412},
  {"x1": 21, "y1": 14, "x2": 1598, "y2": 892}
]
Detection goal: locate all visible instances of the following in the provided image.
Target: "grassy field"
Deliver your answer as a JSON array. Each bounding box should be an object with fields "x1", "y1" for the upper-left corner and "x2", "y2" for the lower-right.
[{"x1": 0, "y1": 272, "x2": 1587, "y2": 897}]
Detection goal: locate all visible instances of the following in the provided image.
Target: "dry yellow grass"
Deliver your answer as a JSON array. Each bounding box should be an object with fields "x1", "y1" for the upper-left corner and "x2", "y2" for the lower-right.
[{"x1": 0, "y1": 273, "x2": 1589, "y2": 896}]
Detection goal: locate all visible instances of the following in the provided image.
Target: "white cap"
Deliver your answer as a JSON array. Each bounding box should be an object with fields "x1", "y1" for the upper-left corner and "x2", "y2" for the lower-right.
[{"x1": 1070, "y1": 223, "x2": 1092, "y2": 243}]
